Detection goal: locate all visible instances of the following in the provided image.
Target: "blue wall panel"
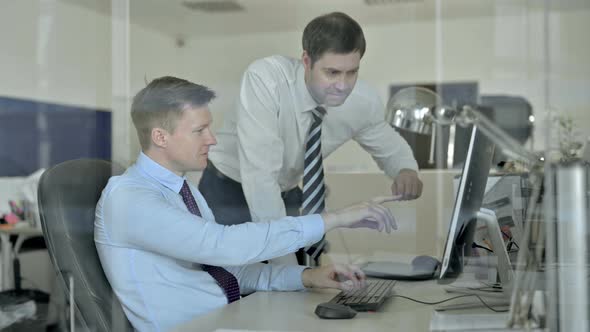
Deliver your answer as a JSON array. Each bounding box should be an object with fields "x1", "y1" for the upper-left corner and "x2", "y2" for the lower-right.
[{"x1": 0, "y1": 96, "x2": 111, "y2": 176}]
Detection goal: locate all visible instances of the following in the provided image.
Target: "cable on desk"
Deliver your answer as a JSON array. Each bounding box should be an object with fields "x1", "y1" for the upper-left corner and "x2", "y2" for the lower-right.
[
  {"x1": 471, "y1": 242, "x2": 493, "y2": 253},
  {"x1": 391, "y1": 294, "x2": 510, "y2": 313},
  {"x1": 446, "y1": 283, "x2": 503, "y2": 293}
]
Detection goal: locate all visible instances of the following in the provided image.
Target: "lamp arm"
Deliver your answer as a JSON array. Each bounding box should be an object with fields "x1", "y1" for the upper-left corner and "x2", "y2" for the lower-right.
[
  {"x1": 428, "y1": 125, "x2": 436, "y2": 164},
  {"x1": 457, "y1": 106, "x2": 540, "y2": 165}
]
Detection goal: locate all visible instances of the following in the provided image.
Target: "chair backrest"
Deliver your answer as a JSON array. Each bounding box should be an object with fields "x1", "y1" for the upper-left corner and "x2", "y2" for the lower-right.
[
  {"x1": 480, "y1": 95, "x2": 534, "y2": 166},
  {"x1": 38, "y1": 159, "x2": 132, "y2": 332}
]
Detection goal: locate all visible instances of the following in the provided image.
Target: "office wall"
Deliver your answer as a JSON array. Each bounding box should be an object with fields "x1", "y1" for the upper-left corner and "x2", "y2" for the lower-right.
[
  {"x1": 0, "y1": 0, "x2": 181, "y2": 167},
  {"x1": 0, "y1": 0, "x2": 191, "y2": 107},
  {"x1": 0, "y1": 1, "x2": 111, "y2": 109},
  {"x1": 1, "y1": 3, "x2": 588, "y2": 171},
  {"x1": 178, "y1": 9, "x2": 590, "y2": 172}
]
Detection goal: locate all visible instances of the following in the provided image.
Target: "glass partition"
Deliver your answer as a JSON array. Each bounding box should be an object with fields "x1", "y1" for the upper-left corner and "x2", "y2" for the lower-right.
[{"x1": 2, "y1": 0, "x2": 588, "y2": 330}]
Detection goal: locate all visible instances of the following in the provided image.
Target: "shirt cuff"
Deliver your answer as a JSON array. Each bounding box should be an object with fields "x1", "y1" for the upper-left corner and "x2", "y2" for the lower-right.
[
  {"x1": 387, "y1": 161, "x2": 419, "y2": 178},
  {"x1": 282, "y1": 264, "x2": 309, "y2": 290},
  {"x1": 297, "y1": 214, "x2": 325, "y2": 245}
]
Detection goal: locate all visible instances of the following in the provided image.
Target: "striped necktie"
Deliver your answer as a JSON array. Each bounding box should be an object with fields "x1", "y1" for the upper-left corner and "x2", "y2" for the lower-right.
[
  {"x1": 179, "y1": 180, "x2": 241, "y2": 303},
  {"x1": 301, "y1": 107, "x2": 327, "y2": 264}
]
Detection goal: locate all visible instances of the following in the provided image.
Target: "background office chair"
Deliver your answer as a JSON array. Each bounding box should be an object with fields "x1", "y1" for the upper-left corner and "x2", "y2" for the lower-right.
[
  {"x1": 480, "y1": 95, "x2": 534, "y2": 167},
  {"x1": 37, "y1": 159, "x2": 132, "y2": 332}
]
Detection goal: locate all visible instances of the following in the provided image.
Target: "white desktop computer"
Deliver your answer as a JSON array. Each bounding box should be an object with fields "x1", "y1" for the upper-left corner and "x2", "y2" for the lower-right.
[
  {"x1": 436, "y1": 125, "x2": 523, "y2": 312},
  {"x1": 328, "y1": 124, "x2": 529, "y2": 317},
  {"x1": 361, "y1": 125, "x2": 515, "y2": 286},
  {"x1": 364, "y1": 124, "x2": 520, "y2": 309}
]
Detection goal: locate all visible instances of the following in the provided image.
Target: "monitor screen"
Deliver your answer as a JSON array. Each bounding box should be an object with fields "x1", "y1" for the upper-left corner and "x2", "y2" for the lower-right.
[{"x1": 439, "y1": 125, "x2": 495, "y2": 282}]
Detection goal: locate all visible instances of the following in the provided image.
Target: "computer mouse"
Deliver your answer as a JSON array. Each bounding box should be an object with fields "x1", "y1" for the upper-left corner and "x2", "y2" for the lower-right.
[
  {"x1": 411, "y1": 255, "x2": 440, "y2": 273},
  {"x1": 314, "y1": 302, "x2": 357, "y2": 319}
]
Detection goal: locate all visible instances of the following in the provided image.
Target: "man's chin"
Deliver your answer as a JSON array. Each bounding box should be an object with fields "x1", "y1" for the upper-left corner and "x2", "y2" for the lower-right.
[
  {"x1": 324, "y1": 96, "x2": 349, "y2": 107},
  {"x1": 325, "y1": 100, "x2": 346, "y2": 107}
]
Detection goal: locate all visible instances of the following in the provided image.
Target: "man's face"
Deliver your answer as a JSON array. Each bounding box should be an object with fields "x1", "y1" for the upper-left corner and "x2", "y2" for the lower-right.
[
  {"x1": 303, "y1": 51, "x2": 361, "y2": 107},
  {"x1": 163, "y1": 106, "x2": 216, "y2": 174}
]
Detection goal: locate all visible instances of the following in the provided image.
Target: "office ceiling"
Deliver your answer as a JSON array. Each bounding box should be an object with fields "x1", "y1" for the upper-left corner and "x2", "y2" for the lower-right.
[{"x1": 61, "y1": 0, "x2": 590, "y2": 38}]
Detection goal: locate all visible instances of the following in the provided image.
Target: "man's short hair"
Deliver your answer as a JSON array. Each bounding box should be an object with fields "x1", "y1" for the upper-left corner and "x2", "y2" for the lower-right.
[
  {"x1": 131, "y1": 76, "x2": 216, "y2": 150},
  {"x1": 302, "y1": 12, "x2": 366, "y2": 65}
]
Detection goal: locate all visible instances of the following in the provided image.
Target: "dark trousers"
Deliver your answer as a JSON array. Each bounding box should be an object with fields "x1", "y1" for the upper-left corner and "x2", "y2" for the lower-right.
[
  {"x1": 198, "y1": 161, "x2": 302, "y2": 225},
  {"x1": 198, "y1": 161, "x2": 306, "y2": 263}
]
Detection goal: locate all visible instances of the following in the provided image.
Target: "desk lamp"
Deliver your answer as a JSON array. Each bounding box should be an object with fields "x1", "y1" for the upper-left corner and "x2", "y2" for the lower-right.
[
  {"x1": 385, "y1": 87, "x2": 539, "y2": 167},
  {"x1": 385, "y1": 87, "x2": 458, "y2": 168},
  {"x1": 386, "y1": 86, "x2": 545, "y2": 328}
]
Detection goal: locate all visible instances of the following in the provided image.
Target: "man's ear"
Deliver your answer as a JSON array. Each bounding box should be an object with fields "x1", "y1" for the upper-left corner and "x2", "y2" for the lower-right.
[
  {"x1": 151, "y1": 127, "x2": 168, "y2": 148},
  {"x1": 302, "y1": 51, "x2": 312, "y2": 70}
]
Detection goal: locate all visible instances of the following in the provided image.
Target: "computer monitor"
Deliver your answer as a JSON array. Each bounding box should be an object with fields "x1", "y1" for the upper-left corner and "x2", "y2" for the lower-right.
[
  {"x1": 438, "y1": 125, "x2": 496, "y2": 282},
  {"x1": 361, "y1": 124, "x2": 497, "y2": 282}
]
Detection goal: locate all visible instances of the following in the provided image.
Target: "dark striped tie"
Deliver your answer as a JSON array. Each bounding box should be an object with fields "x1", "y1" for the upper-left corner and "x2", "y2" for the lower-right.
[
  {"x1": 179, "y1": 180, "x2": 241, "y2": 303},
  {"x1": 302, "y1": 107, "x2": 327, "y2": 265}
]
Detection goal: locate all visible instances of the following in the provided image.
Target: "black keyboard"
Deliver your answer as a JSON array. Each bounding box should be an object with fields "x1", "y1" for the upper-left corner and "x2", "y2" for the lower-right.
[{"x1": 329, "y1": 279, "x2": 397, "y2": 311}]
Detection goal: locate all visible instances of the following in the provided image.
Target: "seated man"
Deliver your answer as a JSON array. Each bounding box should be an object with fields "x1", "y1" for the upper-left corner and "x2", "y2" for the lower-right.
[{"x1": 95, "y1": 76, "x2": 398, "y2": 331}]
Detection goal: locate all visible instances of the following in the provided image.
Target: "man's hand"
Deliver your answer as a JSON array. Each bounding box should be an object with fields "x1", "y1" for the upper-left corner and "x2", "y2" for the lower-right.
[
  {"x1": 301, "y1": 264, "x2": 366, "y2": 291},
  {"x1": 391, "y1": 169, "x2": 423, "y2": 200},
  {"x1": 321, "y1": 196, "x2": 399, "y2": 233}
]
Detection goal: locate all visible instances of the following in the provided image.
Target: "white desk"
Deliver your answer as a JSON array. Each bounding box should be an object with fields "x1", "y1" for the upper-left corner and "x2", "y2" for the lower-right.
[
  {"x1": 171, "y1": 171, "x2": 531, "y2": 331},
  {"x1": 172, "y1": 278, "x2": 514, "y2": 332},
  {"x1": 0, "y1": 223, "x2": 44, "y2": 290}
]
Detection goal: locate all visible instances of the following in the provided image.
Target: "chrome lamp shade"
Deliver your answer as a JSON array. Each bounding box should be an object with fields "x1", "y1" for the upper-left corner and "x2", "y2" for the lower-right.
[{"x1": 385, "y1": 86, "x2": 456, "y2": 135}]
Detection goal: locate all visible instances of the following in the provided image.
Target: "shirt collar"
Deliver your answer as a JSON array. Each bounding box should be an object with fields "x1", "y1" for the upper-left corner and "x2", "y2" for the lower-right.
[
  {"x1": 136, "y1": 152, "x2": 186, "y2": 193},
  {"x1": 295, "y1": 61, "x2": 322, "y2": 113}
]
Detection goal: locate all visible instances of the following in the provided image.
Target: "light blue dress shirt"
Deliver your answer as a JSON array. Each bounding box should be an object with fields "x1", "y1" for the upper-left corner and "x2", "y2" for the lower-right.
[{"x1": 94, "y1": 153, "x2": 324, "y2": 332}]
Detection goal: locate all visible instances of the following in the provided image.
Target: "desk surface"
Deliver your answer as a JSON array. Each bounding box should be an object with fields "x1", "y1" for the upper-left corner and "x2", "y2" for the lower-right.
[
  {"x1": 0, "y1": 222, "x2": 44, "y2": 290},
  {"x1": 172, "y1": 279, "x2": 505, "y2": 332},
  {"x1": 0, "y1": 223, "x2": 43, "y2": 236},
  {"x1": 172, "y1": 169, "x2": 534, "y2": 331}
]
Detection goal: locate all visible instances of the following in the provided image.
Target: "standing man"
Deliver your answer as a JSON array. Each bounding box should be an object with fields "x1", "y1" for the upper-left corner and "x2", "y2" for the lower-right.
[
  {"x1": 200, "y1": 12, "x2": 422, "y2": 266},
  {"x1": 95, "y1": 76, "x2": 398, "y2": 331}
]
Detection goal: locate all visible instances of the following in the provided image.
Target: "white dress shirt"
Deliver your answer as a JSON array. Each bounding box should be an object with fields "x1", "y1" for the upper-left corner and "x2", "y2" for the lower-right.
[
  {"x1": 209, "y1": 55, "x2": 418, "y2": 225},
  {"x1": 95, "y1": 153, "x2": 324, "y2": 332}
]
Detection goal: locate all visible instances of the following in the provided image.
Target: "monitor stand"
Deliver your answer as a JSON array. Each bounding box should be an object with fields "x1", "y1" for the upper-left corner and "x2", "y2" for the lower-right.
[{"x1": 436, "y1": 208, "x2": 514, "y2": 311}]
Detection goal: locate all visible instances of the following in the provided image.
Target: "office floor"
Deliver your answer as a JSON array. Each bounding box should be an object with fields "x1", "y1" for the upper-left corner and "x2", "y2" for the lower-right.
[
  {"x1": 1, "y1": 249, "x2": 59, "y2": 331},
  {"x1": 2, "y1": 302, "x2": 50, "y2": 332}
]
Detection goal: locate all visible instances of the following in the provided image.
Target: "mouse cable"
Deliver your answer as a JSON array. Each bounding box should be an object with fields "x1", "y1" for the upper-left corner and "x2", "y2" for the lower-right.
[{"x1": 390, "y1": 294, "x2": 510, "y2": 313}]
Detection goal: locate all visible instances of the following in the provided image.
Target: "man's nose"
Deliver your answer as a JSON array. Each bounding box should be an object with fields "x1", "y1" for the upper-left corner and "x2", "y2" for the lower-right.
[
  {"x1": 207, "y1": 130, "x2": 217, "y2": 146},
  {"x1": 334, "y1": 77, "x2": 348, "y2": 91}
]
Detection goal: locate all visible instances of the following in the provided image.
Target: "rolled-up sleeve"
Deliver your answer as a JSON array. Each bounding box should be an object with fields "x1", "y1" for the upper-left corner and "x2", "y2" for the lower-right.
[
  {"x1": 354, "y1": 96, "x2": 418, "y2": 178},
  {"x1": 225, "y1": 263, "x2": 308, "y2": 294}
]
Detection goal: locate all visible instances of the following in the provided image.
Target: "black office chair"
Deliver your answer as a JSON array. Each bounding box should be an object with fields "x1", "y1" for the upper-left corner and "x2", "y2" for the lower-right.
[
  {"x1": 480, "y1": 95, "x2": 534, "y2": 167},
  {"x1": 37, "y1": 159, "x2": 132, "y2": 332}
]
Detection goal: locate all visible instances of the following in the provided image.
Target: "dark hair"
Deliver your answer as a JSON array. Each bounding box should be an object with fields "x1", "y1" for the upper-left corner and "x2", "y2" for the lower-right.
[
  {"x1": 302, "y1": 12, "x2": 366, "y2": 65},
  {"x1": 131, "y1": 76, "x2": 216, "y2": 150}
]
